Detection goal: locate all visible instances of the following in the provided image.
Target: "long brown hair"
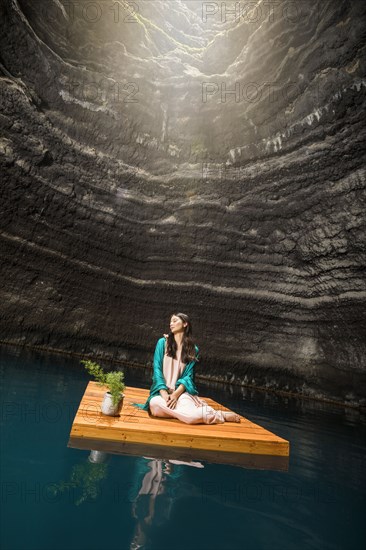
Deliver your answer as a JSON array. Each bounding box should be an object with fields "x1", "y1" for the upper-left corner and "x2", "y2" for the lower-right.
[{"x1": 166, "y1": 312, "x2": 199, "y2": 364}]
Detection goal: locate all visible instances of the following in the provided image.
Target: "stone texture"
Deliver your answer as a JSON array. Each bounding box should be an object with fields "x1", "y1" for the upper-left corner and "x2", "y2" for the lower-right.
[{"x1": 0, "y1": 0, "x2": 365, "y2": 405}]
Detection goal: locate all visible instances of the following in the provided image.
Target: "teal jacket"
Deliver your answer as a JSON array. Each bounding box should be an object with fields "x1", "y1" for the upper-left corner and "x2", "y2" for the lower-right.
[{"x1": 132, "y1": 337, "x2": 200, "y2": 412}]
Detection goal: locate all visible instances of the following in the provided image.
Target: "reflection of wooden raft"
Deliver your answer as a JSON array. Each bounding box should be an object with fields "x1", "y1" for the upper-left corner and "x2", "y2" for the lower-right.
[{"x1": 68, "y1": 382, "x2": 290, "y2": 471}]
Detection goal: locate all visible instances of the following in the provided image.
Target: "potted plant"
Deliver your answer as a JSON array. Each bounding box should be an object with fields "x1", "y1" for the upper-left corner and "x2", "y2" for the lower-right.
[{"x1": 81, "y1": 359, "x2": 125, "y2": 416}]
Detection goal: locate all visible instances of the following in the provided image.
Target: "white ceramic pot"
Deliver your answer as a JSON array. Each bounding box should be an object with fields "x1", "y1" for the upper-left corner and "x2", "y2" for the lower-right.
[{"x1": 101, "y1": 391, "x2": 124, "y2": 416}]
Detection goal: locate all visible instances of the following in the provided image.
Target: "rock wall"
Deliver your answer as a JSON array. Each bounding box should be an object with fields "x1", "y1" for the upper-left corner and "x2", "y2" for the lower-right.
[{"x1": 0, "y1": 0, "x2": 365, "y2": 405}]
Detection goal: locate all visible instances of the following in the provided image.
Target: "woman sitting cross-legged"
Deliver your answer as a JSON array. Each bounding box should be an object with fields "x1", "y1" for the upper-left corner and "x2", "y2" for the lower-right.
[{"x1": 132, "y1": 312, "x2": 240, "y2": 425}]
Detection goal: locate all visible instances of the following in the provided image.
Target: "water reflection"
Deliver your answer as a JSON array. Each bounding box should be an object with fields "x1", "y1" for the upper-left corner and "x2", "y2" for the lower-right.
[
  {"x1": 53, "y1": 447, "x2": 204, "y2": 549},
  {"x1": 129, "y1": 457, "x2": 204, "y2": 550},
  {"x1": 1, "y1": 345, "x2": 365, "y2": 550},
  {"x1": 51, "y1": 450, "x2": 109, "y2": 506}
]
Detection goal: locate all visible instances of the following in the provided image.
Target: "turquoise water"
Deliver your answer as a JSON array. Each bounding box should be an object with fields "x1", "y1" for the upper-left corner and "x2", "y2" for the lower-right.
[{"x1": 0, "y1": 345, "x2": 365, "y2": 550}]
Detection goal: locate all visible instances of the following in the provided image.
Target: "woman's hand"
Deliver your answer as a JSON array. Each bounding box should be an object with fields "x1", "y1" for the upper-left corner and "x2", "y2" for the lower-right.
[
  {"x1": 160, "y1": 390, "x2": 170, "y2": 403},
  {"x1": 166, "y1": 393, "x2": 178, "y2": 409}
]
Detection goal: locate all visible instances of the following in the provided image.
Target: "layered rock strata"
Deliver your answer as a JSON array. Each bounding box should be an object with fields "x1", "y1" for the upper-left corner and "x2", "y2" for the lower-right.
[{"x1": 0, "y1": 0, "x2": 365, "y2": 404}]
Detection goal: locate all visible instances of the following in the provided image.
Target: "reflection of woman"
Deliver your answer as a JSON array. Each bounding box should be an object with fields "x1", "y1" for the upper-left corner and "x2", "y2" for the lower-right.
[
  {"x1": 131, "y1": 459, "x2": 174, "y2": 524},
  {"x1": 129, "y1": 458, "x2": 182, "y2": 550},
  {"x1": 129, "y1": 456, "x2": 204, "y2": 550},
  {"x1": 133, "y1": 312, "x2": 240, "y2": 424}
]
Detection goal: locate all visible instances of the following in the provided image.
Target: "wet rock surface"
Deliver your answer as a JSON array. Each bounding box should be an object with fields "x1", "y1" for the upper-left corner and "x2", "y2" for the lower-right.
[{"x1": 0, "y1": 0, "x2": 365, "y2": 404}]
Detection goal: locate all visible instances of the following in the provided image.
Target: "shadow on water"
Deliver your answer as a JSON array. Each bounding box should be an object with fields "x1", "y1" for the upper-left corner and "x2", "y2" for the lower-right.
[{"x1": 1, "y1": 344, "x2": 365, "y2": 550}]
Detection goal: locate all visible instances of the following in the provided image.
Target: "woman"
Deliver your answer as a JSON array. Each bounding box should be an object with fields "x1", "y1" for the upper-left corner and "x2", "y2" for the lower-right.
[{"x1": 132, "y1": 313, "x2": 240, "y2": 424}]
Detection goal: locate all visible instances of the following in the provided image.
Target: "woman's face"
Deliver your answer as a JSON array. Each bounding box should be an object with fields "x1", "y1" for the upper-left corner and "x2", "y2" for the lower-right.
[{"x1": 169, "y1": 315, "x2": 187, "y2": 334}]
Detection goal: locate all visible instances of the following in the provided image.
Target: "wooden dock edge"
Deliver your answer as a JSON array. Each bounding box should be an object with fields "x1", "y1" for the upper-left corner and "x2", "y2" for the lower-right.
[{"x1": 68, "y1": 436, "x2": 289, "y2": 471}]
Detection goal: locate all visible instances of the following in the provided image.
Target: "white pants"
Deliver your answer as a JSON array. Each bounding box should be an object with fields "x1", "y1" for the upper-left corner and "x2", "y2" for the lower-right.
[{"x1": 149, "y1": 393, "x2": 225, "y2": 424}]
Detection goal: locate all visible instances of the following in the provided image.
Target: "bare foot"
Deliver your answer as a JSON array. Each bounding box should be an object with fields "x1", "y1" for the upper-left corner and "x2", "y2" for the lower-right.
[{"x1": 223, "y1": 411, "x2": 241, "y2": 423}]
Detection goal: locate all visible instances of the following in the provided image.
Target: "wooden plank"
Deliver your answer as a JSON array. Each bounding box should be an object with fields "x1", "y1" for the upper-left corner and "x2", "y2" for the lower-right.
[
  {"x1": 68, "y1": 382, "x2": 290, "y2": 463},
  {"x1": 73, "y1": 405, "x2": 274, "y2": 431},
  {"x1": 71, "y1": 408, "x2": 284, "y2": 439},
  {"x1": 70, "y1": 426, "x2": 288, "y2": 456},
  {"x1": 72, "y1": 418, "x2": 281, "y2": 440},
  {"x1": 67, "y1": 436, "x2": 289, "y2": 471},
  {"x1": 74, "y1": 409, "x2": 284, "y2": 437}
]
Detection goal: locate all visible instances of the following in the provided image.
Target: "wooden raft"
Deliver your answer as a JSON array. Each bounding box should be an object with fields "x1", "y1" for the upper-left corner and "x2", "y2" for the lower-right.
[{"x1": 68, "y1": 383, "x2": 289, "y2": 469}]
